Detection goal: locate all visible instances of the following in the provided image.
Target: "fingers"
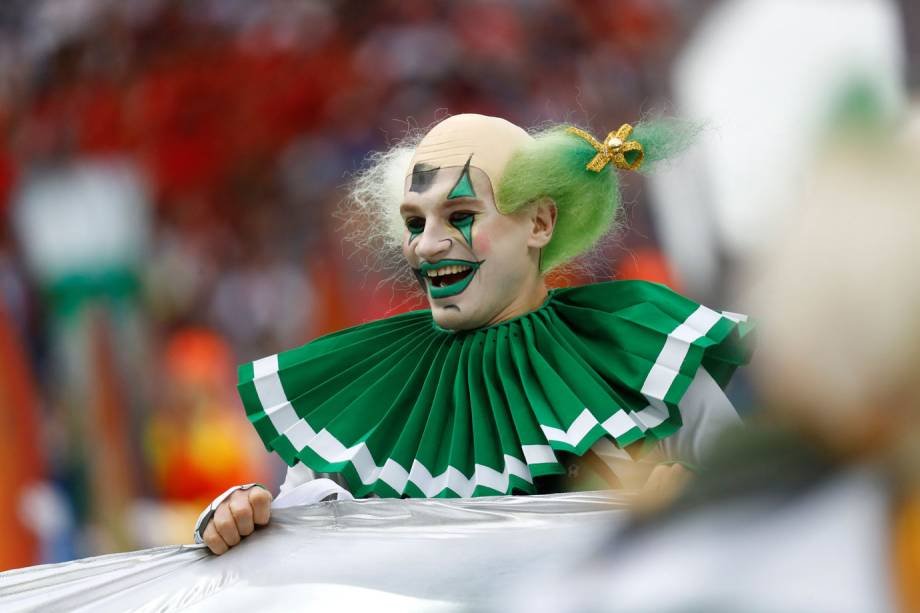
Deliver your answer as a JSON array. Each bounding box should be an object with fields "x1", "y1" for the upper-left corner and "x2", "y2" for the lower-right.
[
  {"x1": 249, "y1": 487, "x2": 272, "y2": 525},
  {"x1": 666, "y1": 464, "x2": 689, "y2": 488},
  {"x1": 644, "y1": 464, "x2": 670, "y2": 494},
  {"x1": 202, "y1": 521, "x2": 229, "y2": 555},
  {"x1": 229, "y1": 491, "x2": 255, "y2": 537},
  {"x1": 635, "y1": 464, "x2": 690, "y2": 515},
  {"x1": 204, "y1": 486, "x2": 273, "y2": 555},
  {"x1": 649, "y1": 464, "x2": 688, "y2": 495},
  {"x1": 212, "y1": 501, "x2": 241, "y2": 547}
]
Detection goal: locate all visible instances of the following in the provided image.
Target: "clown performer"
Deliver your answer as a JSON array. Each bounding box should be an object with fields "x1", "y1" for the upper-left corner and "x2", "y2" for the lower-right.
[{"x1": 194, "y1": 114, "x2": 755, "y2": 554}]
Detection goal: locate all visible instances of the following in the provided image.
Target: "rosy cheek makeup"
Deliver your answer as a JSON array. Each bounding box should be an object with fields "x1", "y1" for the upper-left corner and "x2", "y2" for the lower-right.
[{"x1": 473, "y1": 232, "x2": 490, "y2": 255}]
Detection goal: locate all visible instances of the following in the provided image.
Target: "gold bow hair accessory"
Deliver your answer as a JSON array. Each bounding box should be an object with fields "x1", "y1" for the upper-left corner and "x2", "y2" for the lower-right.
[{"x1": 566, "y1": 124, "x2": 645, "y2": 172}]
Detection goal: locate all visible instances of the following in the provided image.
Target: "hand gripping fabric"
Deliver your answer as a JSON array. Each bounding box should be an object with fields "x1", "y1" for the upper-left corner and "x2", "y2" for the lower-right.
[{"x1": 238, "y1": 280, "x2": 754, "y2": 498}]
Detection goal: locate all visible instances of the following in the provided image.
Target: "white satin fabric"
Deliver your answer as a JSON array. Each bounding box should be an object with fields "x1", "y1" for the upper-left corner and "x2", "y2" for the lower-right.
[{"x1": 2, "y1": 491, "x2": 626, "y2": 613}]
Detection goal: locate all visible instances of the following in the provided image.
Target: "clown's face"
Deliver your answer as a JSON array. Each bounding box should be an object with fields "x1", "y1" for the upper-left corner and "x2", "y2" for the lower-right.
[{"x1": 401, "y1": 160, "x2": 554, "y2": 330}]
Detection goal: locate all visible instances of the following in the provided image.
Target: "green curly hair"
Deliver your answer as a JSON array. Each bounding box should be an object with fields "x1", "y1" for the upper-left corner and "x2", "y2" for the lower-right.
[{"x1": 495, "y1": 119, "x2": 699, "y2": 271}]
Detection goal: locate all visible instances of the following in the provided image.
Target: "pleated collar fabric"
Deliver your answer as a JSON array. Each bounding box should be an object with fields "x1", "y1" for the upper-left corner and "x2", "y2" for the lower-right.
[{"x1": 238, "y1": 280, "x2": 755, "y2": 498}]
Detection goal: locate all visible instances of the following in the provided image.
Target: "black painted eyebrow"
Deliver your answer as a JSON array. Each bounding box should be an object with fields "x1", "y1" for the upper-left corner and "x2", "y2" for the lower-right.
[{"x1": 408, "y1": 163, "x2": 440, "y2": 193}]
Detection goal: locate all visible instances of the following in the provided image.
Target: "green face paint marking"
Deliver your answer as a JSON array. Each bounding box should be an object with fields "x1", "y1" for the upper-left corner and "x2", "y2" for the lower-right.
[
  {"x1": 418, "y1": 258, "x2": 482, "y2": 299},
  {"x1": 450, "y1": 213, "x2": 474, "y2": 247},
  {"x1": 446, "y1": 155, "x2": 476, "y2": 200},
  {"x1": 406, "y1": 217, "x2": 424, "y2": 243}
]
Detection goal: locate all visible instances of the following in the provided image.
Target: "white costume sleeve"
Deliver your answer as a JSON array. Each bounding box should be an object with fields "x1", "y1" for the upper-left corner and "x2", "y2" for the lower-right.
[
  {"x1": 277, "y1": 463, "x2": 318, "y2": 495},
  {"x1": 588, "y1": 366, "x2": 741, "y2": 488},
  {"x1": 659, "y1": 366, "x2": 742, "y2": 466},
  {"x1": 193, "y1": 464, "x2": 353, "y2": 544}
]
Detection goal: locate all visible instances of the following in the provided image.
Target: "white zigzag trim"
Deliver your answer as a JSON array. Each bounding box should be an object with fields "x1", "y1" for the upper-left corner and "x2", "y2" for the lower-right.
[
  {"x1": 640, "y1": 306, "x2": 722, "y2": 408},
  {"x1": 408, "y1": 456, "x2": 532, "y2": 498},
  {"x1": 531, "y1": 308, "x2": 728, "y2": 450},
  {"x1": 540, "y1": 409, "x2": 597, "y2": 447},
  {"x1": 252, "y1": 356, "x2": 534, "y2": 496},
  {"x1": 540, "y1": 406, "x2": 664, "y2": 447},
  {"x1": 521, "y1": 444, "x2": 556, "y2": 465},
  {"x1": 721, "y1": 310, "x2": 748, "y2": 323},
  {"x1": 632, "y1": 404, "x2": 670, "y2": 430}
]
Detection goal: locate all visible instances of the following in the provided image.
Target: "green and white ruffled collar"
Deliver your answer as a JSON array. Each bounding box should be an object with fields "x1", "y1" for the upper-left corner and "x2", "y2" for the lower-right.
[{"x1": 238, "y1": 280, "x2": 754, "y2": 498}]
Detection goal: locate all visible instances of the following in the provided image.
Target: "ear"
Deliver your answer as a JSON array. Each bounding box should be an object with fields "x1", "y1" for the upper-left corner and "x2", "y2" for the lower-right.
[{"x1": 527, "y1": 197, "x2": 557, "y2": 249}]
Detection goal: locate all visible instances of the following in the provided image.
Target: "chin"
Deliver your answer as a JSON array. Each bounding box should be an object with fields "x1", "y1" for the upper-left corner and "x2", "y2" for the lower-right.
[{"x1": 430, "y1": 304, "x2": 483, "y2": 331}]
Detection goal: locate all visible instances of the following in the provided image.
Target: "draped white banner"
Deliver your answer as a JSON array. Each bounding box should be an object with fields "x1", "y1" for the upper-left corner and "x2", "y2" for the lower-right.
[{"x1": 0, "y1": 492, "x2": 628, "y2": 613}]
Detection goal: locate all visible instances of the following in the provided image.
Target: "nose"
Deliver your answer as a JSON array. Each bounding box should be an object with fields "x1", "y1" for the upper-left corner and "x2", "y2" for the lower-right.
[{"x1": 414, "y1": 221, "x2": 452, "y2": 261}]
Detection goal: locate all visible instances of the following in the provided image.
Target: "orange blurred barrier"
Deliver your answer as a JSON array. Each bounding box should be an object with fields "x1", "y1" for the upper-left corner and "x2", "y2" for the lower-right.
[{"x1": 0, "y1": 300, "x2": 43, "y2": 570}]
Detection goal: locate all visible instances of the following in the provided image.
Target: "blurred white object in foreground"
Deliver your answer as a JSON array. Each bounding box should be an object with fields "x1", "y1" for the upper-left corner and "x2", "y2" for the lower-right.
[
  {"x1": 495, "y1": 469, "x2": 892, "y2": 613},
  {"x1": 650, "y1": 0, "x2": 906, "y2": 298},
  {"x1": 750, "y1": 131, "x2": 920, "y2": 442}
]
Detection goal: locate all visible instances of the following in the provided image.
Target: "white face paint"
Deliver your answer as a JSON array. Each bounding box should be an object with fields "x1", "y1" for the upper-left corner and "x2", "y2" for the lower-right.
[{"x1": 401, "y1": 164, "x2": 546, "y2": 331}]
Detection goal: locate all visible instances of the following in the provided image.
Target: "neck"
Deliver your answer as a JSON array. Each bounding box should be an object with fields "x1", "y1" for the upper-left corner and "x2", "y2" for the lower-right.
[{"x1": 484, "y1": 275, "x2": 549, "y2": 327}]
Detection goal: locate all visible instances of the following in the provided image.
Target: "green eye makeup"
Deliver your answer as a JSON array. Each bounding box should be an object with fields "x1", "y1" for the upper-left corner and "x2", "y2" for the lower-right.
[
  {"x1": 405, "y1": 156, "x2": 480, "y2": 248},
  {"x1": 406, "y1": 218, "x2": 424, "y2": 242},
  {"x1": 449, "y1": 212, "x2": 474, "y2": 247}
]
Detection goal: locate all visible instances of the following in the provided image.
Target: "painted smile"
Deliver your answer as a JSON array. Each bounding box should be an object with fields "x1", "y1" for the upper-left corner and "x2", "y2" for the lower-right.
[{"x1": 418, "y1": 259, "x2": 482, "y2": 299}]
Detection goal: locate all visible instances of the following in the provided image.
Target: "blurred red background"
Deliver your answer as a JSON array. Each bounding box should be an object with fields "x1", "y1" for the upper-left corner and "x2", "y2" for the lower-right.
[{"x1": 0, "y1": 0, "x2": 861, "y2": 568}]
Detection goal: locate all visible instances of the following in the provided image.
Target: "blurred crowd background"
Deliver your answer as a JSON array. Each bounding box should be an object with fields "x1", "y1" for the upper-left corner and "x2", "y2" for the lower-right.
[{"x1": 0, "y1": 0, "x2": 917, "y2": 571}]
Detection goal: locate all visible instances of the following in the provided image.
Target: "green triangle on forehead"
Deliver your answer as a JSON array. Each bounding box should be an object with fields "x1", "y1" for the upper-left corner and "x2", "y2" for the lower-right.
[{"x1": 446, "y1": 155, "x2": 476, "y2": 200}]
